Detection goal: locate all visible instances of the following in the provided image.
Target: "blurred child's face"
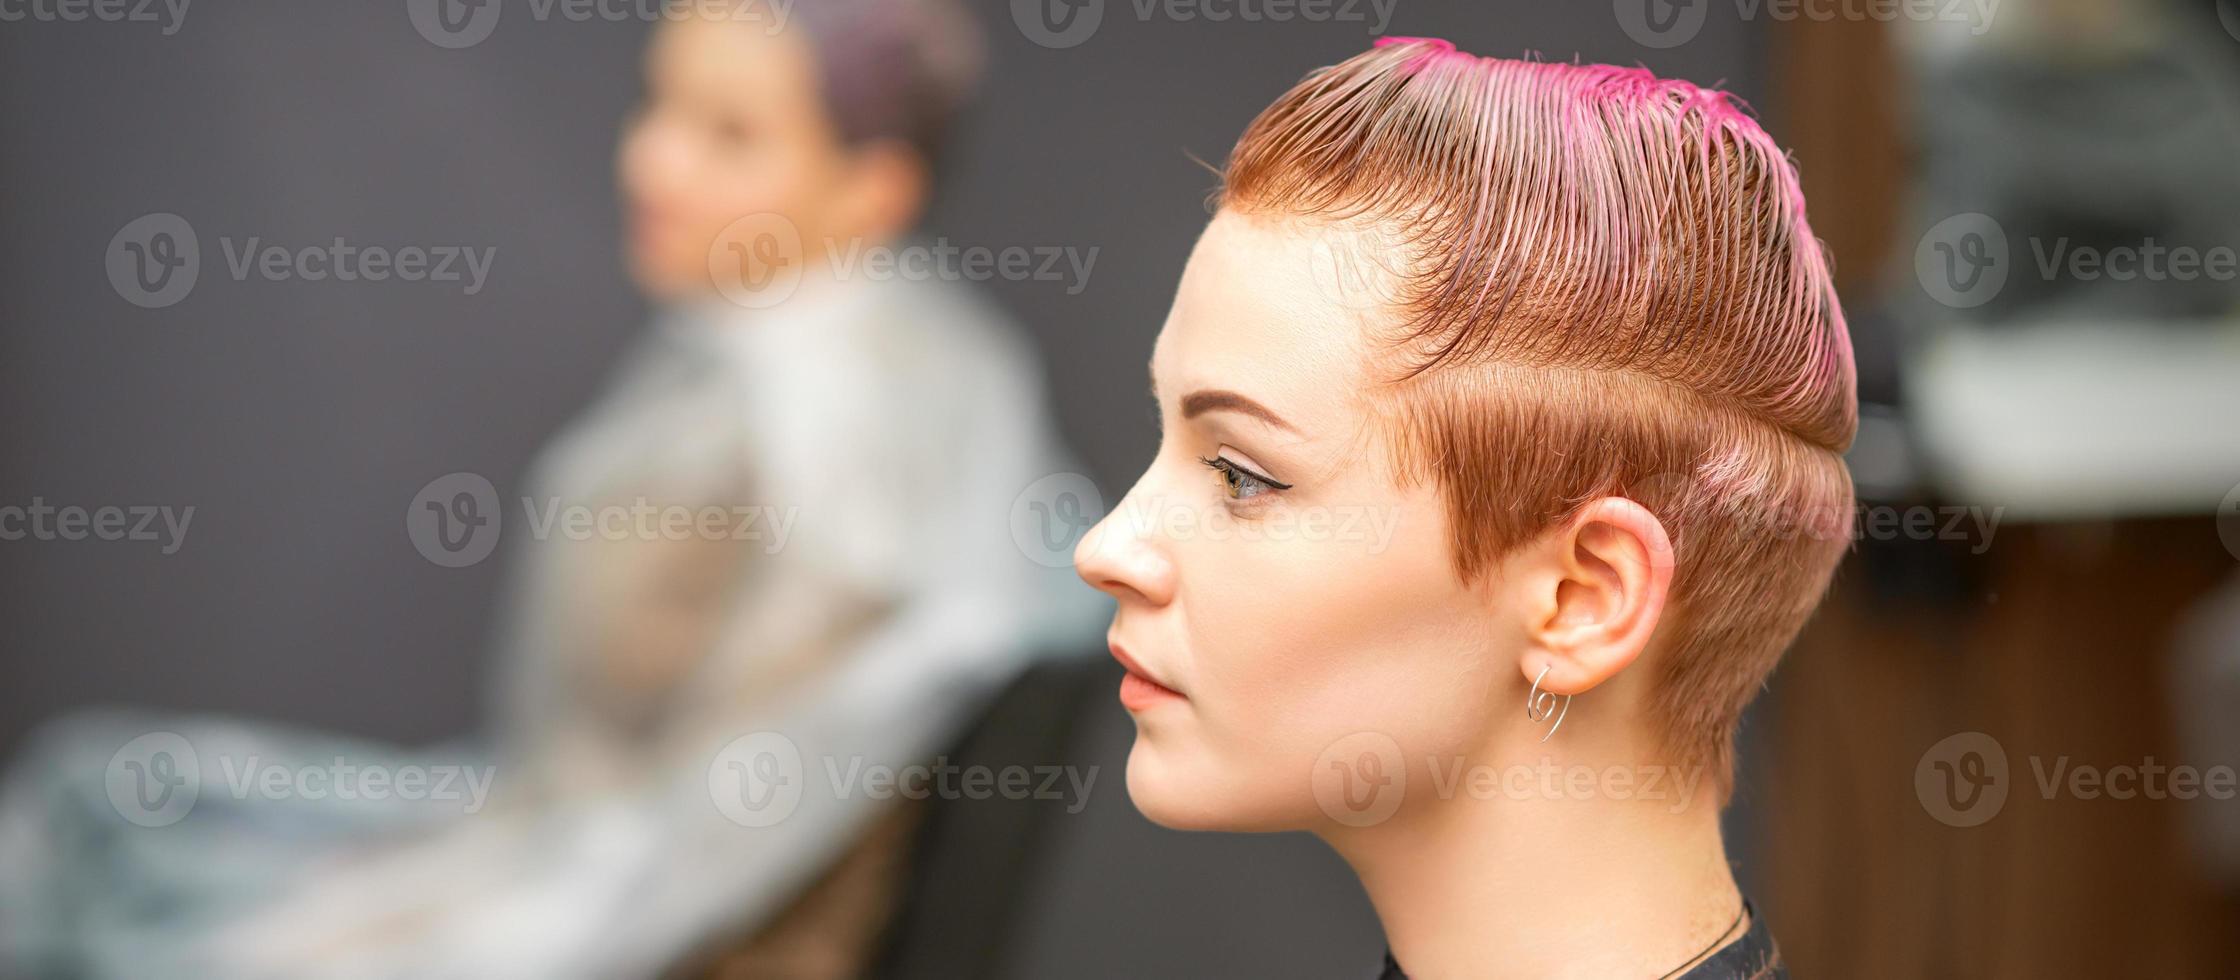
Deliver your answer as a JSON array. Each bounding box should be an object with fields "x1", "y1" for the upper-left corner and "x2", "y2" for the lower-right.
[
  {"x1": 617, "y1": 17, "x2": 853, "y2": 300},
  {"x1": 1073, "y1": 210, "x2": 1527, "y2": 832}
]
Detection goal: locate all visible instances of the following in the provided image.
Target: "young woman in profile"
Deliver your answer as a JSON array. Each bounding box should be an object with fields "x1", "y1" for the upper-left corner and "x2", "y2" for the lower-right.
[{"x1": 1074, "y1": 38, "x2": 1855, "y2": 979}]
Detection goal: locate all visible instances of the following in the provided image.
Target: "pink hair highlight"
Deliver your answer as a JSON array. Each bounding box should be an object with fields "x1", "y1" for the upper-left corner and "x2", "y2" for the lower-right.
[{"x1": 1219, "y1": 40, "x2": 1858, "y2": 790}]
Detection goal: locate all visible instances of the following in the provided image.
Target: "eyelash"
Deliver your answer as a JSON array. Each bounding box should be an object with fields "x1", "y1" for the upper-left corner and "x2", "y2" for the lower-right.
[{"x1": 1199, "y1": 454, "x2": 1292, "y2": 501}]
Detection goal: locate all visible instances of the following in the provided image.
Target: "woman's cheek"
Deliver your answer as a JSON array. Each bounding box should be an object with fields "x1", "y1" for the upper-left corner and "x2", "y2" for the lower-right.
[
  {"x1": 1202, "y1": 516, "x2": 1490, "y2": 759},
  {"x1": 1186, "y1": 534, "x2": 1374, "y2": 729}
]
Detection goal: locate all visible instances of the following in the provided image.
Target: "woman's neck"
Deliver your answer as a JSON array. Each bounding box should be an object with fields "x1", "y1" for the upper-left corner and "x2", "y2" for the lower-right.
[{"x1": 1323, "y1": 751, "x2": 1744, "y2": 979}]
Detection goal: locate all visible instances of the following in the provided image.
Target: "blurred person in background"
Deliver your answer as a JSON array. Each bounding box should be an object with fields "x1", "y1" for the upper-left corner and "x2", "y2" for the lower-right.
[{"x1": 0, "y1": 1, "x2": 1100, "y2": 977}]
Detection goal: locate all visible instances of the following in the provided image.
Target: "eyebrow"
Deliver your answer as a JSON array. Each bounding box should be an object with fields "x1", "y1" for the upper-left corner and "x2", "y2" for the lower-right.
[
  {"x1": 1180, "y1": 388, "x2": 1297, "y2": 433},
  {"x1": 1147, "y1": 361, "x2": 1300, "y2": 435}
]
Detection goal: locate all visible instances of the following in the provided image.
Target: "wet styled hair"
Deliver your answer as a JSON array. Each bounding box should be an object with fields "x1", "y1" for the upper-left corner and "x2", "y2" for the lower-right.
[{"x1": 1220, "y1": 38, "x2": 1857, "y2": 792}]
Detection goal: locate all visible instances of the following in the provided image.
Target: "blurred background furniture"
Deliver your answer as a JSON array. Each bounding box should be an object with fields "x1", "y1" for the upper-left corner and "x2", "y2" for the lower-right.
[{"x1": 1760, "y1": 4, "x2": 2240, "y2": 976}]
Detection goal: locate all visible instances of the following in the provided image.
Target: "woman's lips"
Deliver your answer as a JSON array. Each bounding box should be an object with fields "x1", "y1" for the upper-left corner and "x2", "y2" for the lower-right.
[{"x1": 1110, "y1": 641, "x2": 1185, "y2": 711}]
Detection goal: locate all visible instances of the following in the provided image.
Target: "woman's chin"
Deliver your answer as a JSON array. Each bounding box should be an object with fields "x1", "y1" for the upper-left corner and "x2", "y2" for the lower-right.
[
  {"x1": 1123, "y1": 743, "x2": 1285, "y2": 832},
  {"x1": 621, "y1": 249, "x2": 703, "y2": 302}
]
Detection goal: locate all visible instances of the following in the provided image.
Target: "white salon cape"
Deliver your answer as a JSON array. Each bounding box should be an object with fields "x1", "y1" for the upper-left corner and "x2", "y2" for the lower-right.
[{"x1": 0, "y1": 269, "x2": 1105, "y2": 979}]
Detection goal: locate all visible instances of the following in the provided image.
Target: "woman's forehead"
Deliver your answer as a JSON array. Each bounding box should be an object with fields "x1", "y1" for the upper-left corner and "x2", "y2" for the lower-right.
[{"x1": 1156, "y1": 212, "x2": 1376, "y2": 406}]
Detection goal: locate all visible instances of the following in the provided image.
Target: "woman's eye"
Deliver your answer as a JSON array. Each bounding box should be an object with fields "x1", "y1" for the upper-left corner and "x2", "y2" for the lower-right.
[{"x1": 1199, "y1": 455, "x2": 1290, "y2": 501}]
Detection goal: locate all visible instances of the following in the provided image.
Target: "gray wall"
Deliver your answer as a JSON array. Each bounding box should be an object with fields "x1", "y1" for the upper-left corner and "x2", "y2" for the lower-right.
[{"x1": 0, "y1": 2, "x2": 1757, "y2": 974}]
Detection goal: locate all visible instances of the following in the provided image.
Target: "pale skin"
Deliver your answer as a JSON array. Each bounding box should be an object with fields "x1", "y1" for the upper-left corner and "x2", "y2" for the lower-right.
[
  {"x1": 1074, "y1": 209, "x2": 1749, "y2": 978},
  {"x1": 617, "y1": 13, "x2": 922, "y2": 300}
]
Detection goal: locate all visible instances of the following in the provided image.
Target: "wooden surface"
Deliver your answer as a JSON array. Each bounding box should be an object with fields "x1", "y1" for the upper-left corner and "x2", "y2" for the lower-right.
[{"x1": 1765, "y1": 519, "x2": 2240, "y2": 978}]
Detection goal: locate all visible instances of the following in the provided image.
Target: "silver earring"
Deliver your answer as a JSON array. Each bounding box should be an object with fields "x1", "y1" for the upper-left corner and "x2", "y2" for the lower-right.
[{"x1": 1527, "y1": 664, "x2": 1572, "y2": 742}]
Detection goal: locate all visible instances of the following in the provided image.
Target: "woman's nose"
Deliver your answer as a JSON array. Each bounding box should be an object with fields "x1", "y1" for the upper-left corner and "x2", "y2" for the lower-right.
[{"x1": 1073, "y1": 484, "x2": 1176, "y2": 607}]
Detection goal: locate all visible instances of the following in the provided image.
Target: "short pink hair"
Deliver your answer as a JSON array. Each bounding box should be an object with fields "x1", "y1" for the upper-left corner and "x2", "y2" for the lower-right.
[{"x1": 1219, "y1": 39, "x2": 1857, "y2": 789}]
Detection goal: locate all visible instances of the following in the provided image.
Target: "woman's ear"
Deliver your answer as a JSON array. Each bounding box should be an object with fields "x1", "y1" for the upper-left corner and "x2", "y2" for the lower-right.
[{"x1": 1515, "y1": 496, "x2": 1675, "y2": 697}]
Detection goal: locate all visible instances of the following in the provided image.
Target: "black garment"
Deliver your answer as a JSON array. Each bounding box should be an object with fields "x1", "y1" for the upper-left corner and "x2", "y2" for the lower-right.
[{"x1": 1371, "y1": 900, "x2": 1782, "y2": 979}]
